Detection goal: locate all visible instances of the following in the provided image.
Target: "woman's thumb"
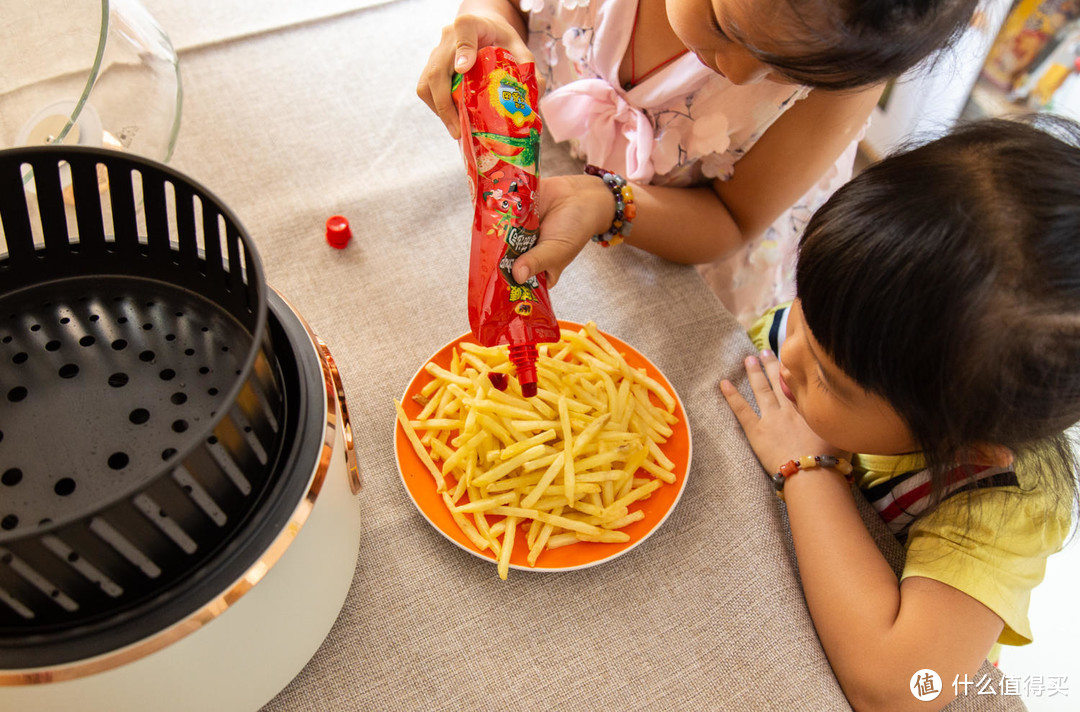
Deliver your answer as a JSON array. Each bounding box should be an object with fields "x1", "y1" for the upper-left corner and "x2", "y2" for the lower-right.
[
  {"x1": 511, "y1": 246, "x2": 561, "y2": 288},
  {"x1": 511, "y1": 253, "x2": 541, "y2": 285},
  {"x1": 454, "y1": 43, "x2": 477, "y2": 73}
]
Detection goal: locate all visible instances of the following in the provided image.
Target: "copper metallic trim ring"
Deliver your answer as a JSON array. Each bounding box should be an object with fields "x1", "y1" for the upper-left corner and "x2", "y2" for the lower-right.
[
  {"x1": 0, "y1": 299, "x2": 344, "y2": 686},
  {"x1": 319, "y1": 337, "x2": 360, "y2": 494}
]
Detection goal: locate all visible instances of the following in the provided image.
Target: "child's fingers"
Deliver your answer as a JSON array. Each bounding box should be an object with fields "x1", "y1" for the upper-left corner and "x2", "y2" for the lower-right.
[
  {"x1": 743, "y1": 353, "x2": 779, "y2": 411},
  {"x1": 720, "y1": 379, "x2": 760, "y2": 430},
  {"x1": 756, "y1": 349, "x2": 789, "y2": 407}
]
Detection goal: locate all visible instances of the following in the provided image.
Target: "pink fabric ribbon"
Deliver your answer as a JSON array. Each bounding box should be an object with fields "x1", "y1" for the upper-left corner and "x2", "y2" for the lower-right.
[{"x1": 539, "y1": 78, "x2": 656, "y2": 183}]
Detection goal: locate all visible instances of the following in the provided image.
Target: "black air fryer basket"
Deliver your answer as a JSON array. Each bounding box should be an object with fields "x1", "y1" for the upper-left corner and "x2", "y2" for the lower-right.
[{"x1": 0, "y1": 147, "x2": 288, "y2": 662}]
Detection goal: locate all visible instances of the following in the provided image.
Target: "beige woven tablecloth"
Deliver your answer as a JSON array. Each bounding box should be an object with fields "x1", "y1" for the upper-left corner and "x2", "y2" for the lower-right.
[{"x1": 139, "y1": 0, "x2": 1023, "y2": 709}]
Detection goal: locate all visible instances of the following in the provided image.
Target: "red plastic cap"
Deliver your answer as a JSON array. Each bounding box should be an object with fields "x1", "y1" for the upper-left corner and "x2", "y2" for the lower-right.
[
  {"x1": 508, "y1": 343, "x2": 539, "y2": 398},
  {"x1": 325, "y1": 215, "x2": 352, "y2": 248}
]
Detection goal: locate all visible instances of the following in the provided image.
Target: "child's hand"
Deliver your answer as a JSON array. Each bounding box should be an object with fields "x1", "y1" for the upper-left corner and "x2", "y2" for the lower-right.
[
  {"x1": 720, "y1": 350, "x2": 846, "y2": 476},
  {"x1": 416, "y1": 13, "x2": 537, "y2": 139},
  {"x1": 511, "y1": 174, "x2": 615, "y2": 287}
]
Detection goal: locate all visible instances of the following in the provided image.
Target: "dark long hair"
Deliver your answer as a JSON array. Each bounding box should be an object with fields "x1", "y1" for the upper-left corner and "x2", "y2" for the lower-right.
[
  {"x1": 741, "y1": 0, "x2": 981, "y2": 89},
  {"x1": 797, "y1": 116, "x2": 1080, "y2": 506}
]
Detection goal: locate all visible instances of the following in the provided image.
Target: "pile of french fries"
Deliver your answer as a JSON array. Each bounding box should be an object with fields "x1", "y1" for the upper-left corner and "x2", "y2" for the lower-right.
[{"x1": 395, "y1": 321, "x2": 681, "y2": 580}]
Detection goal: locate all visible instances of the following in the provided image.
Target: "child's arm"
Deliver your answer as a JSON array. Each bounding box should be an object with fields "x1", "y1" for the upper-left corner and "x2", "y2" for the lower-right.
[
  {"x1": 783, "y1": 472, "x2": 1004, "y2": 711},
  {"x1": 511, "y1": 85, "x2": 882, "y2": 286},
  {"x1": 417, "y1": 0, "x2": 532, "y2": 139},
  {"x1": 721, "y1": 353, "x2": 1004, "y2": 712}
]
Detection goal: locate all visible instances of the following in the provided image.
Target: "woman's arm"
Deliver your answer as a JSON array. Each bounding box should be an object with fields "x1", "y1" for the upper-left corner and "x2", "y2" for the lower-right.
[
  {"x1": 513, "y1": 84, "x2": 883, "y2": 284},
  {"x1": 708, "y1": 84, "x2": 881, "y2": 246},
  {"x1": 722, "y1": 353, "x2": 1004, "y2": 711},
  {"x1": 632, "y1": 84, "x2": 884, "y2": 261}
]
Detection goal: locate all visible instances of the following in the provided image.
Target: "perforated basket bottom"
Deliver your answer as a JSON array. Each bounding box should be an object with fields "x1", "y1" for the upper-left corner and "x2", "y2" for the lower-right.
[
  {"x1": 0, "y1": 277, "x2": 253, "y2": 534},
  {"x1": 0, "y1": 288, "x2": 321, "y2": 671}
]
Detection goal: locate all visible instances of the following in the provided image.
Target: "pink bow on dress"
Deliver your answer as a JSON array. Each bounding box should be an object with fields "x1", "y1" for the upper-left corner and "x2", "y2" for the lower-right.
[{"x1": 539, "y1": 78, "x2": 656, "y2": 183}]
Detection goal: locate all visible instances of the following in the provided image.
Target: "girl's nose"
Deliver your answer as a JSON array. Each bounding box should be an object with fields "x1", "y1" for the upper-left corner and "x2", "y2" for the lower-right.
[{"x1": 778, "y1": 333, "x2": 804, "y2": 385}]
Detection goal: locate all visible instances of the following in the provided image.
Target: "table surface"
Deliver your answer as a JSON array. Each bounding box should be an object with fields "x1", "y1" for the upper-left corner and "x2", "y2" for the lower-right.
[{"x1": 124, "y1": 1, "x2": 1019, "y2": 709}]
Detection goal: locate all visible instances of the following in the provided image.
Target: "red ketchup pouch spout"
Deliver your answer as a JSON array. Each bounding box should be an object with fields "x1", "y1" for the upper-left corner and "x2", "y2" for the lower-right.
[{"x1": 453, "y1": 47, "x2": 559, "y2": 397}]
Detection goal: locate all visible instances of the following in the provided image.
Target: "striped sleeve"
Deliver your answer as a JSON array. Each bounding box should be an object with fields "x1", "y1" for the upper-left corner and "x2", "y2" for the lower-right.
[{"x1": 747, "y1": 303, "x2": 789, "y2": 354}]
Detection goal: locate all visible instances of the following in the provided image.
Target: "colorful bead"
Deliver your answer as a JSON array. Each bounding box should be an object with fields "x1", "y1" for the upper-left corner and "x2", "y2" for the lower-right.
[
  {"x1": 585, "y1": 164, "x2": 635, "y2": 248},
  {"x1": 769, "y1": 454, "x2": 854, "y2": 498}
]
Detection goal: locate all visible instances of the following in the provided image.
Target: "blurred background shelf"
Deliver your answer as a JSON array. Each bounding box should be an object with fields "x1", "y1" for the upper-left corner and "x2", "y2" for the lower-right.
[
  {"x1": 861, "y1": 0, "x2": 1080, "y2": 159},
  {"x1": 965, "y1": 79, "x2": 1031, "y2": 117}
]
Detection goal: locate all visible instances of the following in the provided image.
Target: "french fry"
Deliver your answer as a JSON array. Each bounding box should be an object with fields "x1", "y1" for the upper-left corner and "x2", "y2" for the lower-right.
[
  {"x1": 452, "y1": 491, "x2": 517, "y2": 513},
  {"x1": 520, "y1": 452, "x2": 566, "y2": 508},
  {"x1": 545, "y1": 532, "x2": 579, "y2": 550},
  {"x1": 442, "y1": 492, "x2": 489, "y2": 551},
  {"x1": 498, "y1": 515, "x2": 518, "y2": 580},
  {"x1": 395, "y1": 399, "x2": 446, "y2": 492},
  {"x1": 471, "y1": 444, "x2": 548, "y2": 487},
  {"x1": 396, "y1": 322, "x2": 682, "y2": 579},
  {"x1": 557, "y1": 396, "x2": 576, "y2": 504},
  {"x1": 528, "y1": 522, "x2": 556, "y2": 564},
  {"x1": 424, "y1": 362, "x2": 472, "y2": 388},
  {"x1": 442, "y1": 431, "x2": 486, "y2": 476},
  {"x1": 500, "y1": 429, "x2": 557, "y2": 460}
]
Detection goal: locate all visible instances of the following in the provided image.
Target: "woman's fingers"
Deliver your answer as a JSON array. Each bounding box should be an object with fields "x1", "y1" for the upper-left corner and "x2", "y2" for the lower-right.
[
  {"x1": 510, "y1": 174, "x2": 613, "y2": 286},
  {"x1": 418, "y1": 14, "x2": 535, "y2": 140},
  {"x1": 417, "y1": 29, "x2": 467, "y2": 138}
]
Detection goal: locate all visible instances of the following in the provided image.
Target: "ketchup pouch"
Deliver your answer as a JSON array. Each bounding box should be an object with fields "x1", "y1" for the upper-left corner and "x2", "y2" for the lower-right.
[{"x1": 453, "y1": 47, "x2": 558, "y2": 397}]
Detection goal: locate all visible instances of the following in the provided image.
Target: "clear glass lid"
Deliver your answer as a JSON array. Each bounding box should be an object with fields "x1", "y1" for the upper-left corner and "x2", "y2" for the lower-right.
[{"x1": 0, "y1": 0, "x2": 182, "y2": 162}]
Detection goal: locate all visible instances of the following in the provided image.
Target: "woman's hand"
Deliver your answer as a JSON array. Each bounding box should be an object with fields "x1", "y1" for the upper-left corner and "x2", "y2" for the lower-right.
[
  {"x1": 417, "y1": 11, "x2": 535, "y2": 139},
  {"x1": 720, "y1": 350, "x2": 846, "y2": 475},
  {"x1": 510, "y1": 174, "x2": 615, "y2": 288}
]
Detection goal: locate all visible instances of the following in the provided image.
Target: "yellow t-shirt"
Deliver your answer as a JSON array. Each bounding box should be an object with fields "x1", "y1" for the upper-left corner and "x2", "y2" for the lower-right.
[
  {"x1": 855, "y1": 453, "x2": 1070, "y2": 645},
  {"x1": 750, "y1": 303, "x2": 1073, "y2": 646}
]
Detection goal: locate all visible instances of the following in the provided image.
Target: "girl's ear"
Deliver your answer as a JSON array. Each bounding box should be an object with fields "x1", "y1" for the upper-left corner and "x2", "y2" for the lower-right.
[{"x1": 963, "y1": 443, "x2": 1014, "y2": 467}]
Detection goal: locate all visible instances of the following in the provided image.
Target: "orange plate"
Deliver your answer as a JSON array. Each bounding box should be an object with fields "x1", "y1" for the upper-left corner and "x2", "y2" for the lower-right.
[{"x1": 394, "y1": 321, "x2": 692, "y2": 572}]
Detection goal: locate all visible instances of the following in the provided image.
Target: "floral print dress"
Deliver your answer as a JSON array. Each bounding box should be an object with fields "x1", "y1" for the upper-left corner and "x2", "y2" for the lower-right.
[{"x1": 524, "y1": 0, "x2": 860, "y2": 326}]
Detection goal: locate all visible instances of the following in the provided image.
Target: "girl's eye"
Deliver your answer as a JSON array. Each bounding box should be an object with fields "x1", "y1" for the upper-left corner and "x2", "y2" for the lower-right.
[{"x1": 814, "y1": 371, "x2": 832, "y2": 394}]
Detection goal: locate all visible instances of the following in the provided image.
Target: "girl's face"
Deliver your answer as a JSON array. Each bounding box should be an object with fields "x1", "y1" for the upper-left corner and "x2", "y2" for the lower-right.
[
  {"x1": 665, "y1": 0, "x2": 802, "y2": 86},
  {"x1": 778, "y1": 300, "x2": 918, "y2": 456}
]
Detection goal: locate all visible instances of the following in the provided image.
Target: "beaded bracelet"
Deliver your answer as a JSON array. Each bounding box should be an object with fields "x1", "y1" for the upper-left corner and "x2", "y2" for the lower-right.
[
  {"x1": 770, "y1": 455, "x2": 854, "y2": 500},
  {"x1": 584, "y1": 164, "x2": 634, "y2": 247}
]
